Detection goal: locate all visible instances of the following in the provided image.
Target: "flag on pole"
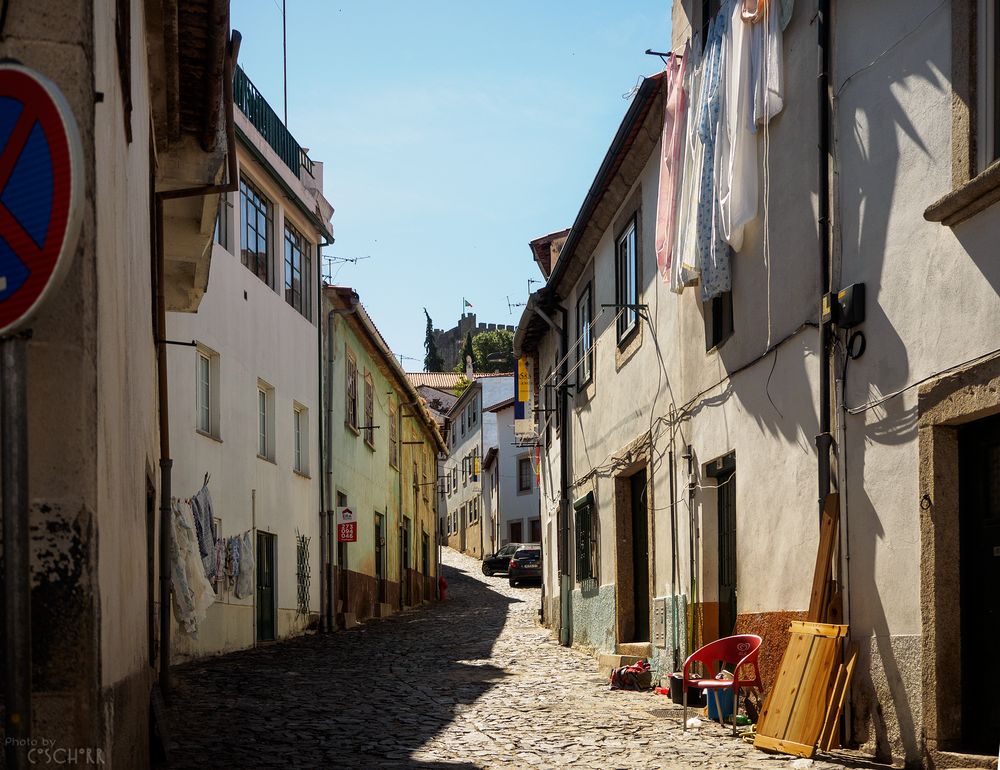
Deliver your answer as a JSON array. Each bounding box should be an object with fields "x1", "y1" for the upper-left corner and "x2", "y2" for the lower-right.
[{"x1": 463, "y1": 298, "x2": 473, "y2": 308}]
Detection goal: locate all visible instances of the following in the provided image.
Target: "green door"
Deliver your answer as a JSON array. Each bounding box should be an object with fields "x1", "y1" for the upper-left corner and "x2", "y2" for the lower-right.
[
  {"x1": 631, "y1": 470, "x2": 650, "y2": 642},
  {"x1": 256, "y1": 531, "x2": 276, "y2": 641}
]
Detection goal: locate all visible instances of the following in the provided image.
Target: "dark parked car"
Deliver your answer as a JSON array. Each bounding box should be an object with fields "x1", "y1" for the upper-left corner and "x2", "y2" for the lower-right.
[
  {"x1": 508, "y1": 544, "x2": 542, "y2": 587},
  {"x1": 482, "y1": 542, "x2": 521, "y2": 577}
]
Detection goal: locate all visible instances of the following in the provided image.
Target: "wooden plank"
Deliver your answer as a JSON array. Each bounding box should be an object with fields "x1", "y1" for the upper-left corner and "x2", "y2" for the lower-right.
[
  {"x1": 753, "y1": 733, "x2": 816, "y2": 758},
  {"x1": 756, "y1": 632, "x2": 813, "y2": 739},
  {"x1": 807, "y1": 493, "x2": 840, "y2": 622},
  {"x1": 818, "y1": 655, "x2": 848, "y2": 750},
  {"x1": 788, "y1": 621, "x2": 848, "y2": 638},
  {"x1": 755, "y1": 623, "x2": 848, "y2": 757},
  {"x1": 820, "y1": 644, "x2": 858, "y2": 751},
  {"x1": 785, "y1": 635, "x2": 839, "y2": 745},
  {"x1": 824, "y1": 583, "x2": 843, "y2": 626}
]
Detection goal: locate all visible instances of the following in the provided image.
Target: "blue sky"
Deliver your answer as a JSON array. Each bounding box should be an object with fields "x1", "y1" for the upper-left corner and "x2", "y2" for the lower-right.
[{"x1": 232, "y1": 1, "x2": 672, "y2": 368}]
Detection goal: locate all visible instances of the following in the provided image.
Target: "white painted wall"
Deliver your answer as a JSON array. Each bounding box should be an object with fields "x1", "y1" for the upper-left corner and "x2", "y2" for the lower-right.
[
  {"x1": 492, "y1": 403, "x2": 541, "y2": 547},
  {"x1": 528, "y1": 0, "x2": 1000, "y2": 760},
  {"x1": 166, "y1": 133, "x2": 328, "y2": 660}
]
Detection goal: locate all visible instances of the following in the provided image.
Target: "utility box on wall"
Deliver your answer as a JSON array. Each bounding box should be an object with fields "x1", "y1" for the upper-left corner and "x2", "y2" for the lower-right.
[{"x1": 652, "y1": 596, "x2": 667, "y2": 648}]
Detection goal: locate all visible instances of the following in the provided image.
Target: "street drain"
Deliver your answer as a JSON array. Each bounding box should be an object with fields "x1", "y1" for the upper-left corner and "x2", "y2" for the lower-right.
[{"x1": 646, "y1": 709, "x2": 682, "y2": 720}]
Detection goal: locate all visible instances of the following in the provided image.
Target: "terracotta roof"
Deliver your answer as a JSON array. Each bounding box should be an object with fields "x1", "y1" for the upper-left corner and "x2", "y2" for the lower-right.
[
  {"x1": 406, "y1": 372, "x2": 464, "y2": 390},
  {"x1": 404, "y1": 371, "x2": 513, "y2": 391}
]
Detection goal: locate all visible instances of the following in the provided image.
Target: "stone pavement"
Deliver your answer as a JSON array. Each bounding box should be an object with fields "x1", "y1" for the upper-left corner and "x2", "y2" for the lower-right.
[{"x1": 164, "y1": 548, "x2": 890, "y2": 769}]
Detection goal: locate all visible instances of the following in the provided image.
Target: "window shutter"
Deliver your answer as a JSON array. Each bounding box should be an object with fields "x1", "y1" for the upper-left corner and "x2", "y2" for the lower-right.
[{"x1": 575, "y1": 503, "x2": 591, "y2": 581}]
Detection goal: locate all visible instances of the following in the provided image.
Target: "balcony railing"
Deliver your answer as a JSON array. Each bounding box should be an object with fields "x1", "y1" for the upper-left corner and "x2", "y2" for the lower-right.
[{"x1": 233, "y1": 65, "x2": 315, "y2": 179}]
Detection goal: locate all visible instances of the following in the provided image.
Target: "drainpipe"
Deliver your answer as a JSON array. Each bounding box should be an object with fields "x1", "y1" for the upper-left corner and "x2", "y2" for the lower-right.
[
  {"x1": 155, "y1": 30, "x2": 240, "y2": 698},
  {"x1": 315, "y1": 235, "x2": 332, "y2": 632},
  {"x1": 816, "y1": 0, "x2": 833, "y2": 519},
  {"x1": 668, "y1": 422, "x2": 679, "y2": 669}
]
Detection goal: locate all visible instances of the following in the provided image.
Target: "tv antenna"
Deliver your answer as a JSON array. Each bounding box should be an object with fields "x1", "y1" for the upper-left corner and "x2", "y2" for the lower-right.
[
  {"x1": 322, "y1": 254, "x2": 371, "y2": 283},
  {"x1": 506, "y1": 296, "x2": 527, "y2": 315}
]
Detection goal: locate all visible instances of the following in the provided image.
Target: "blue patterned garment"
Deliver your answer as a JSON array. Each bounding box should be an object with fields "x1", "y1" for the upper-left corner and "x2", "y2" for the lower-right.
[{"x1": 695, "y1": 4, "x2": 733, "y2": 302}]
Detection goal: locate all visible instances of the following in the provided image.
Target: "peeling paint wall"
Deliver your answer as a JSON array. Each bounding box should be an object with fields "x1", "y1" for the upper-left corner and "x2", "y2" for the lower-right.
[{"x1": 571, "y1": 584, "x2": 616, "y2": 654}]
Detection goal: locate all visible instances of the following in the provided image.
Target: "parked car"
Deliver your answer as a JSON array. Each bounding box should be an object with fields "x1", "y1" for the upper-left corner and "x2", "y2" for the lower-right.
[
  {"x1": 508, "y1": 544, "x2": 542, "y2": 587},
  {"x1": 482, "y1": 542, "x2": 521, "y2": 577}
]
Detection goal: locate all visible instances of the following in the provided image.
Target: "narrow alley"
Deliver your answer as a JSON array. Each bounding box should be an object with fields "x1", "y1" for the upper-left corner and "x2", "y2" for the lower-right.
[{"x1": 164, "y1": 549, "x2": 878, "y2": 769}]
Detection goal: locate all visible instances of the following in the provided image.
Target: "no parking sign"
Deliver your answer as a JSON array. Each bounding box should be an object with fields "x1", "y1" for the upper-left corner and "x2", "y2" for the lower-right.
[{"x1": 0, "y1": 63, "x2": 83, "y2": 337}]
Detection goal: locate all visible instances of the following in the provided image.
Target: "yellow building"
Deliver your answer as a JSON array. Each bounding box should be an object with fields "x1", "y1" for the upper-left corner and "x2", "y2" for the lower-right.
[{"x1": 321, "y1": 286, "x2": 446, "y2": 626}]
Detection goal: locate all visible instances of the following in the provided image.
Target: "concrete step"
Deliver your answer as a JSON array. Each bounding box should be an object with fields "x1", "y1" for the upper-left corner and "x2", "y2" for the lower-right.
[
  {"x1": 617, "y1": 642, "x2": 653, "y2": 658},
  {"x1": 597, "y1": 654, "x2": 642, "y2": 676}
]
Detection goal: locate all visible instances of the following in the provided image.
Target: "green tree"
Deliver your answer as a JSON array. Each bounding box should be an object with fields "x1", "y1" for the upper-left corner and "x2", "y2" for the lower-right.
[
  {"x1": 454, "y1": 331, "x2": 475, "y2": 374},
  {"x1": 472, "y1": 329, "x2": 515, "y2": 373},
  {"x1": 423, "y1": 309, "x2": 444, "y2": 372},
  {"x1": 452, "y1": 373, "x2": 472, "y2": 396}
]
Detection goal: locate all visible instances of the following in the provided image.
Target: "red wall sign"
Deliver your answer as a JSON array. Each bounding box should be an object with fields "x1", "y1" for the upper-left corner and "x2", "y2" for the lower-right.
[
  {"x1": 337, "y1": 507, "x2": 357, "y2": 542},
  {"x1": 0, "y1": 64, "x2": 83, "y2": 337}
]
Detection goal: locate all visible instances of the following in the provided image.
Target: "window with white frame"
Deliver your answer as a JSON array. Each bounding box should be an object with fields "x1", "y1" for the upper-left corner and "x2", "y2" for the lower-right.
[
  {"x1": 345, "y1": 348, "x2": 358, "y2": 431},
  {"x1": 577, "y1": 283, "x2": 593, "y2": 386},
  {"x1": 257, "y1": 381, "x2": 275, "y2": 460},
  {"x1": 615, "y1": 215, "x2": 639, "y2": 341},
  {"x1": 388, "y1": 400, "x2": 398, "y2": 469},
  {"x1": 518, "y1": 456, "x2": 533, "y2": 493},
  {"x1": 195, "y1": 347, "x2": 220, "y2": 438},
  {"x1": 240, "y1": 175, "x2": 272, "y2": 286},
  {"x1": 283, "y1": 221, "x2": 312, "y2": 320},
  {"x1": 363, "y1": 372, "x2": 375, "y2": 449},
  {"x1": 293, "y1": 404, "x2": 308, "y2": 474}
]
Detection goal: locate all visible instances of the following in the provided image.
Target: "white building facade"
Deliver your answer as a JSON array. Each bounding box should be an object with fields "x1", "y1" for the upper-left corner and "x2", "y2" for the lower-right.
[
  {"x1": 485, "y1": 400, "x2": 542, "y2": 549},
  {"x1": 515, "y1": 1, "x2": 1000, "y2": 765},
  {"x1": 442, "y1": 376, "x2": 512, "y2": 558},
  {"x1": 166, "y1": 66, "x2": 333, "y2": 660}
]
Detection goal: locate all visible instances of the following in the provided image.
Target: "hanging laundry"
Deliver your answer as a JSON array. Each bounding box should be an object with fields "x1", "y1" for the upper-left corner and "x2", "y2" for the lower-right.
[
  {"x1": 673, "y1": 46, "x2": 705, "y2": 294},
  {"x1": 779, "y1": 0, "x2": 794, "y2": 30},
  {"x1": 212, "y1": 537, "x2": 226, "y2": 591},
  {"x1": 235, "y1": 531, "x2": 255, "y2": 599},
  {"x1": 190, "y1": 484, "x2": 217, "y2": 580},
  {"x1": 750, "y1": 0, "x2": 784, "y2": 128},
  {"x1": 654, "y1": 51, "x2": 686, "y2": 281},
  {"x1": 696, "y1": 4, "x2": 733, "y2": 302},
  {"x1": 170, "y1": 500, "x2": 215, "y2": 635},
  {"x1": 229, "y1": 535, "x2": 241, "y2": 580},
  {"x1": 718, "y1": 0, "x2": 759, "y2": 251}
]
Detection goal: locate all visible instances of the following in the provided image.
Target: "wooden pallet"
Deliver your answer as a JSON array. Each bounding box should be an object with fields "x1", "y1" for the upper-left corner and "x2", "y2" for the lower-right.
[{"x1": 753, "y1": 621, "x2": 848, "y2": 758}]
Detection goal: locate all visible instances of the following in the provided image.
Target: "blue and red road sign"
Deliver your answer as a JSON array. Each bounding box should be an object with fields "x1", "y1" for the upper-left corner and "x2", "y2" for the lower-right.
[{"x1": 0, "y1": 63, "x2": 82, "y2": 337}]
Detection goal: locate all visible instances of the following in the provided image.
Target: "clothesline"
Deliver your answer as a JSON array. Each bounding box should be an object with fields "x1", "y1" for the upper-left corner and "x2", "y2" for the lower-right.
[{"x1": 655, "y1": 0, "x2": 787, "y2": 303}]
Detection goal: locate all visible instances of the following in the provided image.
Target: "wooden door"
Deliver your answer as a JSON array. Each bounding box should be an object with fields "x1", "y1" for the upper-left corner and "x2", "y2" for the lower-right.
[
  {"x1": 631, "y1": 470, "x2": 650, "y2": 642},
  {"x1": 960, "y1": 413, "x2": 1000, "y2": 752}
]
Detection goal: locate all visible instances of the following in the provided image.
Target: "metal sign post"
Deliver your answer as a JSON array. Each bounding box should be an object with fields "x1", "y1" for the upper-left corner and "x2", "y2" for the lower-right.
[
  {"x1": 2, "y1": 334, "x2": 30, "y2": 770},
  {"x1": 0, "y1": 62, "x2": 83, "y2": 770}
]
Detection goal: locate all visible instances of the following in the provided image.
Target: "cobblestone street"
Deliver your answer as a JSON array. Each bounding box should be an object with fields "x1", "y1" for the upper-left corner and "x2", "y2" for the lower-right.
[{"x1": 165, "y1": 549, "x2": 885, "y2": 769}]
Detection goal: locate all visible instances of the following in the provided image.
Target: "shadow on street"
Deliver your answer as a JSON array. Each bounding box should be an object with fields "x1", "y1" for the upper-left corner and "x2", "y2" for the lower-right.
[{"x1": 164, "y1": 559, "x2": 520, "y2": 768}]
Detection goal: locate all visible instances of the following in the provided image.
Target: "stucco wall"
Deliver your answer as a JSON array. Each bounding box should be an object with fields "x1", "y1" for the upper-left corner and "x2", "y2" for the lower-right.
[
  {"x1": 530, "y1": 3, "x2": 1000, "y2": 764},
  {"x1": 571, "y1": 584, "x2": 616, "y2": 654},
  {"x1": 167, "y1": 139, "x2": 325, "y2": 659},
  {"x1": 323, "y1": 296, "x2": 440, "y2": 617}
]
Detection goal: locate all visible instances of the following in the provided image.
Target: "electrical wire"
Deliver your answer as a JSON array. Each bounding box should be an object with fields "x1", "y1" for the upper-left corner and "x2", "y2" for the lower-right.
[{"x1": 844, "y1": 345, "x2": 1000, "y2": 415}]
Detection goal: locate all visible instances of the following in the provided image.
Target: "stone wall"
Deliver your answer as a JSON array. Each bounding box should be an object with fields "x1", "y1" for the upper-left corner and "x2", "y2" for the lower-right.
[{"x1": 432, "y1": 313, "x2": 517, "y2": 372}]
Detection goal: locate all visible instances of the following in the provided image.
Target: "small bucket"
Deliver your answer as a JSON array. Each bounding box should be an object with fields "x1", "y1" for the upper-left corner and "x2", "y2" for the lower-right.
[{"x1": 669, "y1": 672, "x2": 705, "y2": 706}]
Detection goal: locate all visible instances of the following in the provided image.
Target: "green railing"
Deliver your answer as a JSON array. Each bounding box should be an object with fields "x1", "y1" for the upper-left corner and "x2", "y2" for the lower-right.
[{"x1": 233, "y1": 65, "x2": 314, "y2": 179}]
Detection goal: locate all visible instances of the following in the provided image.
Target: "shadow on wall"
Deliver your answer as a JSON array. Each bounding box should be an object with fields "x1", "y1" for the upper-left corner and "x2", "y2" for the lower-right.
[{"x1": 163, "y1": 560, "x2": 518, "y2": 768}]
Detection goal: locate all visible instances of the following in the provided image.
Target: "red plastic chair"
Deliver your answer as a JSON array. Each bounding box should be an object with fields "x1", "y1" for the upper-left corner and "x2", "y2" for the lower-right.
[{"x1": 682, "y1": 634, "x2": 763, "y2": 734}]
